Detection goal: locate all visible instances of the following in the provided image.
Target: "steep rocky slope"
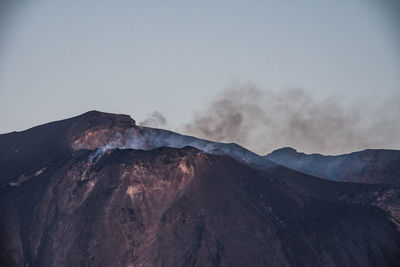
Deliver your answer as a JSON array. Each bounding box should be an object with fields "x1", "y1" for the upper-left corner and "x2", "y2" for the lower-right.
[{"x1": 1, "y1": 111, "x2": 399, "y2": 266}]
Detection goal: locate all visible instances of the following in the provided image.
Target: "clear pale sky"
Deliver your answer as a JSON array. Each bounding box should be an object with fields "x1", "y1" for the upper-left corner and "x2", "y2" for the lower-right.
[{"x1": 1, "y1": 1, "x2": 399, "y2": 140}]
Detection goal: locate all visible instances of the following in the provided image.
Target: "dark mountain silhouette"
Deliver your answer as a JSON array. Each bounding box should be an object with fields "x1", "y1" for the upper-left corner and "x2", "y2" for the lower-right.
[
  {"x1": 266, "y1": 147, "x2": 400, "y2": 184},
  {"x1": 1, "y1": 111, "x2": 399, "y2": 266}
]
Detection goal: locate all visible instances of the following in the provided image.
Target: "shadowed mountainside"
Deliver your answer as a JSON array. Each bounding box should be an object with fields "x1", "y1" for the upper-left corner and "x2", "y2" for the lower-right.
[{"x1": 0, "y1": 111, "x2": 399, "y2": 266}]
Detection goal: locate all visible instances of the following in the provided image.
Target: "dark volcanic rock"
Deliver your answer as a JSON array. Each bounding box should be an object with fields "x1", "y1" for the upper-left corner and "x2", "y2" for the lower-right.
[
  {"x1": 266, "y1": 147, "x2": 400, "y2": 184},
  {"x1": 0, "y1": 111, "x2": 138, "y2": 186},
  {"x1": 1, "y1": 112, "x2": 400, "y2": 266}
]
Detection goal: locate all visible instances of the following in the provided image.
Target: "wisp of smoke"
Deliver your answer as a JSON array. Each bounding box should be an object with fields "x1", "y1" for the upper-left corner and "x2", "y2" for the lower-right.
[
  {"x1": 89, "y1": 129, "x2": 147, "y2": 161},
  {"x1": 139, "y1": 111, "x2": 167, "y2": 128},
  {"x1": 89, "y1": 132, "x2": 124, "y2": 161},
  {"x1": 89, "y1": 83, "x2": 399, "y2": 159},
  {"x1": 87, "y1": 123, "x2": 274, "y2": 168},
  {"x1": 183, "y1": 83, "x2": 400, "y2": 155}
]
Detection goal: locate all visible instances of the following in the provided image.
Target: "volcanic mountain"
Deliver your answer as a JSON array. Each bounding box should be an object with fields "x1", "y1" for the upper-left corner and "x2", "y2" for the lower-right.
[{"x1": 1, "y1": 111, "x2": 399, "y2": 266}]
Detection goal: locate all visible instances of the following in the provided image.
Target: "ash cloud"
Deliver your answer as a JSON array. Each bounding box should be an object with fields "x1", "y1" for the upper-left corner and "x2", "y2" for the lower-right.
[
  {"x1": 139, "y1": 111, "x2": 167, "y2": 128},
  {"x1": 183, "y1": 83, "x2": 400, "y2": 155}
]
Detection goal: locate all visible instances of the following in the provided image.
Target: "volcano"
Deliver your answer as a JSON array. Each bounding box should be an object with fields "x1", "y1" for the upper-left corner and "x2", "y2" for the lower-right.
[{"x1": 1, "y1": 111, "x2": 399, "y2": 266}]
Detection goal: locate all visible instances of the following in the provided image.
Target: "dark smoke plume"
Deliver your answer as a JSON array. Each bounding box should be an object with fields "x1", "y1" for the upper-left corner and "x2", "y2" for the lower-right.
[
  {"x1": 139, "y1": 111, "x2": 167, "y2": 128},
  {"x1": 183, "y1": 83, "x2": 400, "y2": 155}
]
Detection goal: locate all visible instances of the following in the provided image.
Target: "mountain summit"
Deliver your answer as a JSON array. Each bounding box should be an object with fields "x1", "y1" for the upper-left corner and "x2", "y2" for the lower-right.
[{"x1": 1, "y1": 111, "x2": 399, "y2": 266}]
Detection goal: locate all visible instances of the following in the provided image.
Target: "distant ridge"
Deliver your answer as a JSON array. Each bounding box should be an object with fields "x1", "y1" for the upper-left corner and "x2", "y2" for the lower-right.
[{"x1": 266, "y1": 147, "x2": 400, "y2": 184}]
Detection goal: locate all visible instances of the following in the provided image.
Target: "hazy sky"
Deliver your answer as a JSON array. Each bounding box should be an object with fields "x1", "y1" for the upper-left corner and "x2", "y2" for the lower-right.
[{"x1": 0, "y1": 0, "x2": 399, "y2": 153}]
